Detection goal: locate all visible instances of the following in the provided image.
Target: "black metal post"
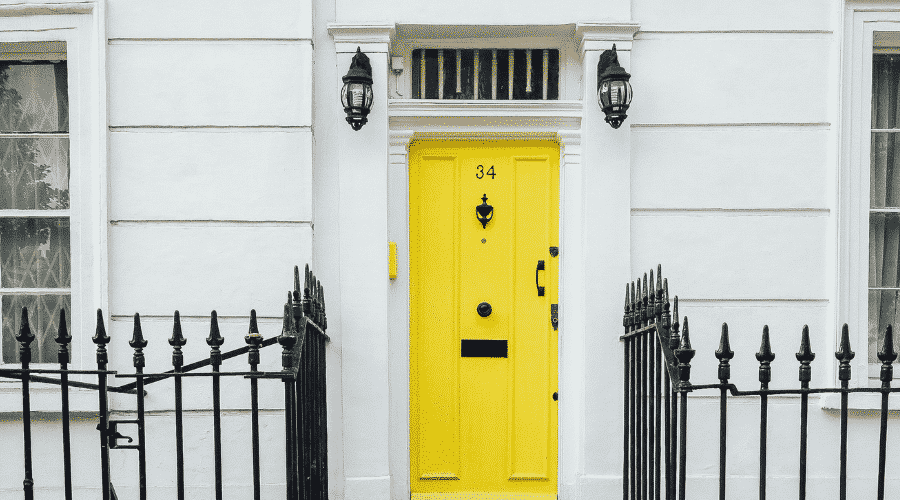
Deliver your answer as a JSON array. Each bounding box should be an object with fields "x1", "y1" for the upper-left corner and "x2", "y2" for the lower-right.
[
  {"x1": 796, "y1": 325, "x2": 815, "y2": 500},
  {"x1": 674, "y1": 316, "x2": 694, "y2": 500},
  {"x1": 247, "y1": 310, "x2": 264, "y2": 500},
  {"x1": 280, "y1": 300, "x2": 299, "y2": 500},
  {"x1": 655, "y1": 271, "x2": 664, "y2": 500},
  {"x1": 94, "y1": 309, "x2": 112, "y2": 500},
  {"x1": 56, "y1": 309, "x2": 73, "y2": 500},
  {"x1": 169, "y1": 311, "x2": 187, "y2": 500},
  {"x1": 835, "y1": 324, "x2": 854, "y2": 500},
  {"x1": 668, "y1": 298, "x2": 680, "y2": 500},
  {"x1": 623, "y1": 283, "x2": 631, "y2": 500},
  {"x1": 715, "y1": 323, "x2": 733, "y2": 500},
  {"x1": 17, "y1": 308, "x2": 35, "y2": 500},
  {"x1": 877, "y1": 325, "x2": 896, "y2": 500},
  {"x1": 130, "y1": 313, "x2": 148, "y2": 500},
  {"x1": 207, "y1": 311, "x2": 225, "y2": 500},
  {"x1": 756, "y1": 326, "x2": 775, "y2": 500}
]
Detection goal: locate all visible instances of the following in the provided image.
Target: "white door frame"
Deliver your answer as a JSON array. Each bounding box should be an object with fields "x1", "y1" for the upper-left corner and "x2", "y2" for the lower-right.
[{"x1": 386, "y1": 105, "x2": 584, "y2": 500}]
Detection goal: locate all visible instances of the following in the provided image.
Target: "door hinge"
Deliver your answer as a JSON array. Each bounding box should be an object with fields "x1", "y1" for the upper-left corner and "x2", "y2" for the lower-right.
[
  {"x1": 549, "y1": 246, "x2": 559, "y2": 257},
  {"x1": 551, "y1": 304, "x2": 558, "y2": 330}
]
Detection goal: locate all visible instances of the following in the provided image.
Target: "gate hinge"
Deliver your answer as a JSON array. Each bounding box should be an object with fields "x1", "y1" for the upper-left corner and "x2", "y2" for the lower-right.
[{"x1": 551, "y1": 304, "x2": 558, "y2": 330}]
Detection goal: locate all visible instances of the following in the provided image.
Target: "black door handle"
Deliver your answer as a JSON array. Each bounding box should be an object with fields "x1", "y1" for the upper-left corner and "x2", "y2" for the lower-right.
[{"x1": 536, "y1": 260, "x2": 545, "y2": 296}]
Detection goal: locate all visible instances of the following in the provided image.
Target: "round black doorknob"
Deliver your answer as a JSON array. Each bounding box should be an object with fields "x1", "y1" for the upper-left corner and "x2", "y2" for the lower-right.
[{"x1": 477, "y1": 302, "x2": 492, "y2": 317}]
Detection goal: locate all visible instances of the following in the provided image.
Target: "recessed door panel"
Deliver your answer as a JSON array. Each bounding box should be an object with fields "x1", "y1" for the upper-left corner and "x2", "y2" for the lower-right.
[{"x1": 410, "y1": 140, "x2": 558, "y2": 500}]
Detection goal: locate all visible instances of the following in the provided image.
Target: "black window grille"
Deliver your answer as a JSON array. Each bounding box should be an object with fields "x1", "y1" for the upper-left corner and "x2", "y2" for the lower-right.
[{"x1": 411, "y1": 48, "x2": 559, "y2": 100}]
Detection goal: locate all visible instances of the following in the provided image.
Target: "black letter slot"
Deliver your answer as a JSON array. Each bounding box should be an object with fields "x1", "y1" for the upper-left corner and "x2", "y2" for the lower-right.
[{"x1": 461, "y1": 339, "x2": 508, "y2": 358}]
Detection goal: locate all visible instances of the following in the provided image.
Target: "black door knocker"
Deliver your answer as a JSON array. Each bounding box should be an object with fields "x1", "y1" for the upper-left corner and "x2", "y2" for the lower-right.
[{"x1": 476, "y1": 194, "x2": 493, "y2": 228}]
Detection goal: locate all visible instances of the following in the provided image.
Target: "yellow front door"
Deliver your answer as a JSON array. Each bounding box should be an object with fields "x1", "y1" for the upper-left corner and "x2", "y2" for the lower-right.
[{"x1": 409, "y1": 139, "x2": 559, "y2": 500}]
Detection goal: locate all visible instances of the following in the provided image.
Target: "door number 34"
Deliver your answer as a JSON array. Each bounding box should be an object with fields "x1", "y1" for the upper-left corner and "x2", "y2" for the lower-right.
[{"x1": 476, "y1": 165, "x2": 496, "y2": 179}]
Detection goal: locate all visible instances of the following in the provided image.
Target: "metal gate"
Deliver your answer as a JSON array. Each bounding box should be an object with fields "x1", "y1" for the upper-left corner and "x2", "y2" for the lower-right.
[
  {"x1": 622, "y1": 265, "x2": 900, "y2": 500},
  {"x1": 0, "y1": 264, "x2": 328, "y2": 500}
]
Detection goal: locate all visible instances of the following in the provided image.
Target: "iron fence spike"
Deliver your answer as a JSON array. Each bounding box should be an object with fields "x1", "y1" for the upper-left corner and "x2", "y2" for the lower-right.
[
  {"x1": 16, "y1": 307, "x2": 34, "y2": 344},
  {"x1": 55, "y1": 308, "x2": 71, "y2": 345},
  {"x1": 835, "y1": 323, "x2": 855, "y2": 363},
  {"x1": 643, "y1": 273, "x2": 648, "y2": 301},
  {"x1": 169, "y1": 310, "x2": 186, "y2": 346},
  {"x1": 797, "y1": 325, "x2": 815, "y2": 384},
  {"x1": 675, "y1": 316, "x2": 695, "y2": 385},
  {"x1": 207, "y1": 310, "x2": 224, "y2": 347},
  {"x1": 294, "y1": 265, "x2": 302, "y2": 296},
  {"x1": 248, "y1": 309, "x2": 260, "y2": 336},
  {"x1": 93, "y1": 309, "x2": 110, "y2": 345},
  {"x1": 716, "y1": 323, "x2": 734, "y2": 360},
  {"x1": 129, "y1": 313, "x2": 147, "y2": 349},
  {"x1": 836, "y1": 323, "x2": 854, "y2": 382},
  {"x1": 677, "y1": 317, "x2": 693, "y2": 352},
  {"x1": 796, "y1": 325, "x2": 815, "y2": 363},
  {"x1": 669, "y1": 296, "x2": 681, "y2": 350},
  {"x1": 130, "y1": 313, "x2": 147, "y2": 369},
  {"x1": 757, "y1": 325, "x2": 774, "y2": 384},
  {"x1": 756, "y1": 325, "x2": 775, "y2": 363},
  {"x1": 878, "y1": 324, "x2": 898, "y2": 364},
  {"x1": 716, "y1": 322, "x2": 733, "y2": 381}
]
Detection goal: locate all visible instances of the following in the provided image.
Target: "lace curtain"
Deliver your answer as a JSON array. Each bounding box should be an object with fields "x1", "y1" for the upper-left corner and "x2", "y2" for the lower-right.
[{"x1": 0, "y1": 62, "x2": 70, "y2": 364}]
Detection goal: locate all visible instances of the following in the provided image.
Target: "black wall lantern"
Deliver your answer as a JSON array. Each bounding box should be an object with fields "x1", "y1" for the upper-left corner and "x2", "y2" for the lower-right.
[
  {"x1": 597, "y1": 44, "x2": 632, "y2": 129},
  {"x1": 341, "y1": 47, "x2": 374, "y2": 131}
]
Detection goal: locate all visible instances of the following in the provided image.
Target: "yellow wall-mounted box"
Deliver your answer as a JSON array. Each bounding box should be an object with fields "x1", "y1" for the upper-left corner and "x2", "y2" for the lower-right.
[{"x1": 389, "y1": 242, "x2": 397, "y2": 280}]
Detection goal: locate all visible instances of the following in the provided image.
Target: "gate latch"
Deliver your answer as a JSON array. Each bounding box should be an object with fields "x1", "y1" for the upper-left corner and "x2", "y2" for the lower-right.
[
  {"x1": 104, "y1": 420, "x2": 140, "y2": 450},
  {"x1": 551, "y1": 304, "x2": 558, "y2": 330}
]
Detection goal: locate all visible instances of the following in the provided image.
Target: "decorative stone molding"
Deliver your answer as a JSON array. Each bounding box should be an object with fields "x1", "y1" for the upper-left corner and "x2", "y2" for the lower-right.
[
  {"x1": 389, "y1": 100, "x2": 582, "y2": 132},
  {"x1": 575, "y1": 22, "x2": 640, "y2": 55},
  {"x1": 388, "y1": 130, "x2": 415, "y2": 163},
  {"x1": 557, "y1": 130, "x2": 582, "y2": 168},
  {"x1": 328, "y1": 23, "x2": 395, "y2": 53}
]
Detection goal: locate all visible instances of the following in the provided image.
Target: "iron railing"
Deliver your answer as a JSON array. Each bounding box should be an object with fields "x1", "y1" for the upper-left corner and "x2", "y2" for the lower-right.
[
  {"x1": 0, "y1": 264, "x2": 329, "y2": 500},
  {"x1": 622, "y1": 265, "x2": 899, "y2": 500}
]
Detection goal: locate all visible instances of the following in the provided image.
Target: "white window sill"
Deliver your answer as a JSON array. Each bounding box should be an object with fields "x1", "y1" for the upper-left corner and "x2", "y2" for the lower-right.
[{"x1": 820, "y1": 392, "x2": 900, "y2": 412}]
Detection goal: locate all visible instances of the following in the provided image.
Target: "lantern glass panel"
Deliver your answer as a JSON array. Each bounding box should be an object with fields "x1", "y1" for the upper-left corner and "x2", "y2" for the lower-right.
[{"x1": 364, "y1": 83, "x2": 374, "y2": 109}]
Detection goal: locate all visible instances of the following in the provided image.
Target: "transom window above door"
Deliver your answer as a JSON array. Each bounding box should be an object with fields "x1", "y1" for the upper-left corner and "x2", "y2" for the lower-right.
[{"x1": 411, "y1": 49, "x2": 559, "y2": 100}]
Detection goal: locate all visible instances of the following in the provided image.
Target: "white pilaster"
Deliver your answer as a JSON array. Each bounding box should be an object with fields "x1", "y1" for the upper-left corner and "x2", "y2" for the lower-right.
[
  {"x1": 329, "y1": 23, "x2": 396, "y2": 500},
  {"x1": 557, "y1": 129, "x2": 583, "y2": 500},
  {"x1": 575, "y1": 22, "x2": 638, "y2": 497}
]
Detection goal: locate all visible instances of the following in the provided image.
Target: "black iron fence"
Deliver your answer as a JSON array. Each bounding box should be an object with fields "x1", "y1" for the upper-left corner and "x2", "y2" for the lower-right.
[
  {"x1": 622, "y1": 265, "x2": 899, "y2": 500},
  {"x1": 0, "y1": 264, "x2": 329, "y2": 500}
]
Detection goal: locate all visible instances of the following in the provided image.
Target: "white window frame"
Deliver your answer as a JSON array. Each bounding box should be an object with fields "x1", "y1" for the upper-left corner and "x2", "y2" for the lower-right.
[{"x1": 0, "y1": 3, "x2": 107, "y2": 409}]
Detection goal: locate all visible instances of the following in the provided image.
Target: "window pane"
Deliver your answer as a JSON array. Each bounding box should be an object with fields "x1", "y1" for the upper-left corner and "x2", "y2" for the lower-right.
[
  {"x1": 0, "y1": 62, "x2": 68, "y2": 133},
  {"x1": 0, "y1": 217, "x2": 70, "y2": 288},
  {"x1": 0, "y1": 137, "x2": 69, "y2": 209},
  {"x1": 547, "y1": 49, "x2": 559, "y2": 100},
  {"x1": 1, "y1": 293, "x2": 69, "y2": 364},
  {"x1": 424, "y1": 49, "x2": 439, "y2": 99},
  {"x1": 496, "y1": 50, "x2": 509, "y2": 100},
  {"x1": 868, "y1": 289, "x2": 900, "y2": 363},
  {"x1": 477, "y1": 50, "x2": 493, "y2": 100}
]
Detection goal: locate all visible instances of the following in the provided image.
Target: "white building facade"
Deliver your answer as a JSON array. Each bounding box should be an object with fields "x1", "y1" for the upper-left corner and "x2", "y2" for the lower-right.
[{"x1": 1, "y1": 0, "x2": 899, "y2": 498}]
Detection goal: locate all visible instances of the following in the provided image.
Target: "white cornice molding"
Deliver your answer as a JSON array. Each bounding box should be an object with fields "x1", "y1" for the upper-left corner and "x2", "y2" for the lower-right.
[
  {"x1": 394, "y1": 24, "x2": 576, "y2": 40},
  {"x1": 328, "y1": 23, "x2": 395, "y2": 53},
  {"x1": 390, "y1": 99, "x2": 582, "y2": 118},
  {"x1": 409, "y1": 131, "x2": 563, "y2": 143},
  {"x1": 575, "y1": 22, "x2": 640, "y2": 55}
]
